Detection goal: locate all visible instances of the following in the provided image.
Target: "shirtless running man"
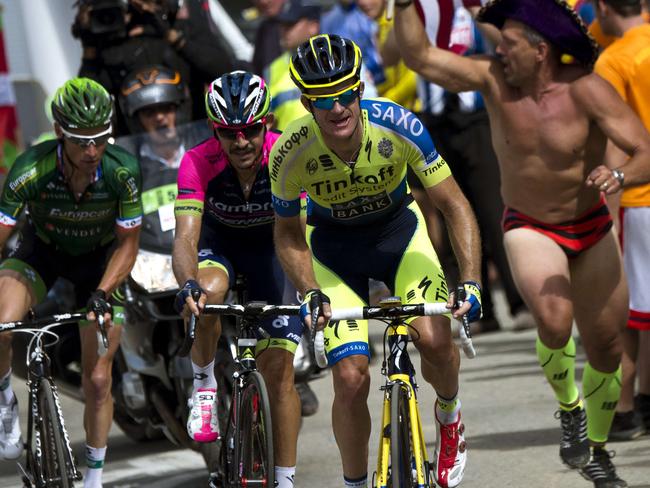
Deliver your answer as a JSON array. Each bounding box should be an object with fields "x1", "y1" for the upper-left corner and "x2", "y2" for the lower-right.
[{"x1": 394, "y1": 0, "x2": 650, "y2": 486}]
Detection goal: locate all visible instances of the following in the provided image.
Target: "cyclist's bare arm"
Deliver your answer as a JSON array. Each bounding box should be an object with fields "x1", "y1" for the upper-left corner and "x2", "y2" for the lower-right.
[
  {"x1": 172, "y1": 213, "x2": 205, "y2": 315},
  {"x1": 425, "y1": 177, "x2": 482, "y2": 315},
  {"x1": 394, "y1": 2, "x2": 493, "y2": 93},
  {"x1": 274, "y1": 214, "x2": 330, "y2": 328},
  {"x1": 96, "y1": 225, "x2": 140, "y2": 296},
  {"x1": 274, "y1": 214, "x2": 319, "y2": 295}
]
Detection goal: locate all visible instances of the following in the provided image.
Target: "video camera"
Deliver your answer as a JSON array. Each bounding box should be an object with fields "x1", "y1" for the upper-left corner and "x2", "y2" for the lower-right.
[{"x1": 83, "y1": 0, "x2": 128, "y2": 37}]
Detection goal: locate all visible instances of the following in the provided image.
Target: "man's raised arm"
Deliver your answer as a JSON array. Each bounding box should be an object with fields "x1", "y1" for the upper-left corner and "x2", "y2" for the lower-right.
[{"x1": 394, "y1": 1, "x2": 491, "y2": 93}]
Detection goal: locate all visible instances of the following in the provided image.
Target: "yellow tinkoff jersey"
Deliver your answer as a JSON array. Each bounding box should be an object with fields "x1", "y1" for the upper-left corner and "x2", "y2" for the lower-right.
[{"x1": 270, "y1": 98, "x2": 451, "y2": 226}]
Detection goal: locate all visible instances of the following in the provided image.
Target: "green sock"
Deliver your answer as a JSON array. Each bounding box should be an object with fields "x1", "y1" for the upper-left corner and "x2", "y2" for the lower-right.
[
  {"x1": 583, "y1": 362, "x2": 622, "y2": 444},
  {"x1": 536, "y1": 336, "x2": 580, "y2": 408}
]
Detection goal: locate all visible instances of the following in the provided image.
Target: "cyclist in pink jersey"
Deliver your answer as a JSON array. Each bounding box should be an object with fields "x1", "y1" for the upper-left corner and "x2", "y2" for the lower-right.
[{"x1": 172, "y1": 71, "x2": 303, "y2": 488}]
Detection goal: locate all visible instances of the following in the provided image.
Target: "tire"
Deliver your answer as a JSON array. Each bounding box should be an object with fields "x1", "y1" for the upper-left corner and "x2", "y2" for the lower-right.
[
  {"x1": 390, "y1": 382, "x2": 414, "y2": 488},
  {"x1": 201, "y1": 371, "x2": 232, "y2": 474},
  {"x1": 237, "y1": 371, "x2": 274, "y2": 488},
  {"x1": 37, "y1": 379, "x2": 73, "y2": 488}
]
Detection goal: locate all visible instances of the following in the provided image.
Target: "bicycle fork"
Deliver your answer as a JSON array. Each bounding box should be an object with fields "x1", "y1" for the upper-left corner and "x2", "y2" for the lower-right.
[{"x1": 375, "y1": 324, "x2": 432, "y2": 488}]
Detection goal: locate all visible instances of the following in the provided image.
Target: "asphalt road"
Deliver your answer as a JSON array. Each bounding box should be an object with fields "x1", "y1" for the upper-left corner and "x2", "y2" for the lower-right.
[{"x1": 2, "y1": 292, "x2": 650, "y2": 488}]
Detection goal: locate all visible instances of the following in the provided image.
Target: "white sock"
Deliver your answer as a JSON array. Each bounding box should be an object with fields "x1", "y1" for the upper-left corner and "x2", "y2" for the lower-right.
[
  {"x1": 0, "y1": 369, "x2": 14, "y2": 405},
  {"x1": 344, "y1": 474, "x2": 368, "y2": 487},
  {"x1": 275, "y1": 466, "x2": 296, "y2": 488},
  {"x1": 192, "y1": 360, "x2": 217, "y2": 390},
  {"x1": 84, "y1": 445, "x2": 106, "y2": 488},
  {"x1": 436, "y1": 396, "x2": 461, "y2": 424}
]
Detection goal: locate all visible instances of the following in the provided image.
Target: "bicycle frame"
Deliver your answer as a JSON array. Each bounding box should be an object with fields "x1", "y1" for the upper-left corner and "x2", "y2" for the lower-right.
[
  {"x1": 22, "y1": 343, "x2": 82, "y2": 487},
  {"x1": 375, "y1": 322, "x2": 431, "y2": 488},
  {"x1": 0, "y1": 315, "x2": 87, "y2": 488}
]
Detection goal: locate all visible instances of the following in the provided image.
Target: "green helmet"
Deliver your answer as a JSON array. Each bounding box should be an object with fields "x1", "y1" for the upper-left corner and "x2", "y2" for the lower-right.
[{"x1": 51, "y1": 77, "x2": 114, "y2": 130}]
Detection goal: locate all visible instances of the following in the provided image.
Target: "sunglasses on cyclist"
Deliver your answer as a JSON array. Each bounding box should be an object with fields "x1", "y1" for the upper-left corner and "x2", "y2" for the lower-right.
[
  {"x1": 307, "y1": 86, "x2": 360, "y2": 111},
  {"x1": 215, "y1": 120, "x2": 266, "y2": 141},
  {"x1": 60, "y1": 126, "x2": 112, "y2": 147}
]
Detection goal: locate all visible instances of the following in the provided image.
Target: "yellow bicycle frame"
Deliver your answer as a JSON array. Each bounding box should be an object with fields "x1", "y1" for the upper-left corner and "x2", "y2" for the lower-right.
[{"x1": 374, "y1": 324, "x2": 432, "y2": 488}]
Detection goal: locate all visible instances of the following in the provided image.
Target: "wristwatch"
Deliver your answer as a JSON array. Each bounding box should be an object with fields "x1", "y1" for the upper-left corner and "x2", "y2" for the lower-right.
[
  {"x1": 612, "y1": 169, "x2": 625, "y2": 187},
  {"x1": 395, "y1": 0, "x2": 414, "y2": 7}
]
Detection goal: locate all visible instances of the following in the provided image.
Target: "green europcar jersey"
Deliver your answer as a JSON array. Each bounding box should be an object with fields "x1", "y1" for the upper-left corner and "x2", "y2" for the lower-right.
[
  {"x1": 0, "y1": 139, "x2": 143, "y2": 255},
  {"x1": 270, "y1": 98, "x2": 451, "y2": 225}
]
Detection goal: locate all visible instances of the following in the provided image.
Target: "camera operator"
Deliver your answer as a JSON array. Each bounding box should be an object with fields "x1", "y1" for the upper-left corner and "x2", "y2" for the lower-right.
[{"x1": 73, "y1": 0, "x2": 238, "y2": 134}]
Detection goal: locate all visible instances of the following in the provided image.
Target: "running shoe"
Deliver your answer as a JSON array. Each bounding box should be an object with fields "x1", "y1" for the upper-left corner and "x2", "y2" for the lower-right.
[
  {"x1": 0, "y1": 396, "x2": 22, "y2": 460},
  {"x1": 187, "y1": 388, "x2": 219, "y2": 443},
  {"x1": 608, "y1": 411, "x2": 645, "y2": 441},
  {"x1": 556, "y1": 405, "x2": 589, "y2": 468},
  {"x1": 579, "y1": 447, "x2": 628, "y2": 488},
  {"x1": 434, "y1": 407, "x2": 467, "y2": 488}
]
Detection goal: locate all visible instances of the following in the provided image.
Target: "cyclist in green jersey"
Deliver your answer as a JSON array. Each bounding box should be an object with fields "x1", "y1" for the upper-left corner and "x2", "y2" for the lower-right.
[
  {"x1": 0, "y1": 78, "x2": 142, "y2": 488},
  {"x1": 271, "y1": 34, "x2": 482, "y2": 488}
]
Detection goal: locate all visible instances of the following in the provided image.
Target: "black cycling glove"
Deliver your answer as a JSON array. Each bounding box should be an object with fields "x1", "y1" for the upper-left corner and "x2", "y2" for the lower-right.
[
  {"x1": 86, "y1": 289, "x2": 113, "y2": 319},
  {"x1": 174, "y1": 279, "x2": 205, "y2": 314}
]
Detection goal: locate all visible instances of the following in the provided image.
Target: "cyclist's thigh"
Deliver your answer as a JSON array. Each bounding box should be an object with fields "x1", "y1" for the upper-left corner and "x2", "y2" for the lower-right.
[
  {"x1": 306, "y1": 225, "x2": 369, "y2": 366},
  {"x1": 256, "y1": 348, "x2": 295, "y2": 384},
  {"x1": 391, "y1": 202, "x2": 451, "y2": 343},
  {"x1": 504, "y1": 227, "x2": 573, "y2": 341},
  {"x1": 0, "y1": 227, "x2": 57, "y2": 318},
  {"x1": 197, "y1": 237, "x2": 233, "y2": 302},
  {"x1": 570, "y1": 228, "x2": 627, "y2": 366}
]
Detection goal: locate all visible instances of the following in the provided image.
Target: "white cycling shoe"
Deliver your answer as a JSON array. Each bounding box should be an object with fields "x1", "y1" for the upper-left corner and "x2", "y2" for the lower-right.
[
  {"x1": 187, "y1": 388, "x2": 219, "y2": 443},
  {"x1": 0, "y1": 396, "x2": 23, "y2": 460}
]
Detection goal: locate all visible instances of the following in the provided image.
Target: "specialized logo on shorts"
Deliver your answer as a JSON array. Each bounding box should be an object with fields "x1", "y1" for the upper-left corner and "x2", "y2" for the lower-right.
[
  {"x1": 331, "y1": 192, "x2": 392, "y2": 220},
  {"x1": 306, "y1": 158, "x2": 318, "y2": 175},
  {"x1": 378, "y1": 138, "x2": 393, "y2": 159},
  {"x1": 418, "y1": 276, "x2": 432, "y2": 299}
]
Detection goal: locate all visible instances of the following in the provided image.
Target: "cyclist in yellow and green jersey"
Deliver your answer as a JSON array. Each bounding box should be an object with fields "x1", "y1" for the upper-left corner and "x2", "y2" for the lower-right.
[{"x1": 270, "y1": 34, "x2": 483, "y2": 488}]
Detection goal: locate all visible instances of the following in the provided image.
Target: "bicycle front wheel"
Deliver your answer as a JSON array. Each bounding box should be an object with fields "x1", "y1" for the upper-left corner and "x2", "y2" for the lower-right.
[
  {"x1": 237, "y1": 371, "x2": 274, "y2": 487},
  {"x1": 390, "y1": 382, "x2": 415, "y2": 488},
  {"x1": 38, "y1": 379, "x2": 73, "y2": 488}
]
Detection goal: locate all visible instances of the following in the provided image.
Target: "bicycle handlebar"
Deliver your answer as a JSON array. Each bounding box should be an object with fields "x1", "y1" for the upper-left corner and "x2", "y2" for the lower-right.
[
  {"x1": 313, "y1": 302, "x2": 476, "y2": 368},
  {"x1": 0, "y1": 312, "x2": 87, "y2": 333},
  {"x1": 176, "y1": 303, "x2": 302, "y2": 357}
]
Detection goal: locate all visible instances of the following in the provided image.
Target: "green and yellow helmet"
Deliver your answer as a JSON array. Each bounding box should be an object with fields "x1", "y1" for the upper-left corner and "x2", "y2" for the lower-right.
[
  {"x1": 51, "y1": 77, "x2": 113, "y2": 130},
  {"x1": 289, "y1": 34, "x2": 362, "y2": 95}
]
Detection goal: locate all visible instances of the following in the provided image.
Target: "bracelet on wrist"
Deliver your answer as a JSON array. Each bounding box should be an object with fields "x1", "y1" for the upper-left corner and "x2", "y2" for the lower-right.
[
  {"x1": 395, "y1": 0, "x2": 414, "y2": 7},
  {"x1": 612, "y1": 169, "x2": 625, "y2": 187}
]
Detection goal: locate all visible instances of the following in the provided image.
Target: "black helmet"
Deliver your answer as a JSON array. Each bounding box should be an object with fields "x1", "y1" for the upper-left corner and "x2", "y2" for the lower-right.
[
  {"x1": 289, "y1": 34, "x2": 362, "y2": 94},
  {"x1": 120, "y1": 65, "x2": 186, "y2": 117},
  {"x1": 205, "y1": 71, "x2": 271, "y2": 128}
]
